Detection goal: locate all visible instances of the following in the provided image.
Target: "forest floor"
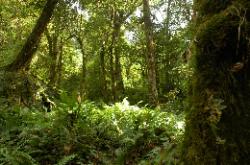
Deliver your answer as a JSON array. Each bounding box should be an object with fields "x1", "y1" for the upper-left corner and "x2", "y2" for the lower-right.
[{"x1": 0, "y1": 99, "x2": 184, "y2": 165}]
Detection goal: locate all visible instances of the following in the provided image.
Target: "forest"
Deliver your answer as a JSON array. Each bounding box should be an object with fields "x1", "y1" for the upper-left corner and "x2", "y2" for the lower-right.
[{"x1": 0, "y1": 0, "x2": 249, "y2": 164}]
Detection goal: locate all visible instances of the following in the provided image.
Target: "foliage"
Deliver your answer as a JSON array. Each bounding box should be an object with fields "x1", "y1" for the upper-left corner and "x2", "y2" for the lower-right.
[
  {"x1": 0, "y1": 0, "x2": 193, "y2": 164},
  {"x1": 0, "y1": 99, "x2": 184, "y2": 164},
  {"x1": 0, "y1": 0, "x2": 193, "y2": 105}
]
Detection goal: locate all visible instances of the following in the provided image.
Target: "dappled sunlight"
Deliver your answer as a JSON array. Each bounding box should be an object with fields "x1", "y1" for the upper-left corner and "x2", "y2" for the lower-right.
[
  {"x1": 0, "y1": 99, "x2": 185, "y2": 164},
  {"x1": 5, "y1": 0, "x2": 250, "y2": 164}
]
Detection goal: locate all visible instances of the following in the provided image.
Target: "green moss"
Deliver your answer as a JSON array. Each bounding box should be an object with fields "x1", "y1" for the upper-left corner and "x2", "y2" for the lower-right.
[
  {"x1": 195, "y1": 0, "x2": 232, "y2": 16},
  {"x1": 182, "y1": 0, "x2": 250, "y2": 164}
]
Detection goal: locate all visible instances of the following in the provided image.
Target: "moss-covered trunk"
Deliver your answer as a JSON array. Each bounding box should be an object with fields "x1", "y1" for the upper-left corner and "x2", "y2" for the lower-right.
[
  {"x1": 183, "y1": 0, "x2": 250, "y2": 164},
  {"x1": 45, "y1": 28, "x2": 60, "y2": 89},
  {"x1": 143, "y1": 0, "x2": 159, "y2": 106},
  {"x1": 4, "y1": 0, "x2": 58, "y2": 72}
]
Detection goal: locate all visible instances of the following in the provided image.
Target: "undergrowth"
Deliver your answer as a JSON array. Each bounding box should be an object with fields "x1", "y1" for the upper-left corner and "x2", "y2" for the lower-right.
[{"x1": 0, "y1": 99, "x2": 184, "y2": 165}]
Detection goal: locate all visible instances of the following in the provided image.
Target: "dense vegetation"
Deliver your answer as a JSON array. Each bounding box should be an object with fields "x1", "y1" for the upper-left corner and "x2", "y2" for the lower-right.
[
  {"x1": 0, "y1": 99, "x2": 184, "y2": 164},
  {"x1": 0, "y1": 0, "x2": 249, "y2": 164}
]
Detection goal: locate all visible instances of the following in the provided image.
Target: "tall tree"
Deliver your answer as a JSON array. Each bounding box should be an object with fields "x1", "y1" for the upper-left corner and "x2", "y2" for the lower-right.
[
  {"x1": 109, "y1": 8, "x2": 126, "y2": 101},
  {"x1": 108, "y1": 1, "x2": 141, "y2": 101},
  {"x1": 69, "y1": 13, "x2": 87, "y2": 98},
  {"x1": 45, "y1": 28, "x2": 61, "y2": 88},
  {"x1": 4, "y1": 0, "x2": 58, "y2": 71},
  {"x1": 143, "y1": 0, "x2": 159, "y2": 106},
  {"x1": 99, "y1": 41, "x2": 108, "y2": 99},
  {"x1": 76, "y1": 35, "x2": 87, "y2": 98},
  {"x1": 183, "y1": 0, "x2": 250, "y2": 164}
]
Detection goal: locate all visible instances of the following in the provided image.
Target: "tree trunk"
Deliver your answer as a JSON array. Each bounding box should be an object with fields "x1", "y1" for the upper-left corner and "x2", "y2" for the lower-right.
[
  {"x1": 109, "y1": 32, "x2": 116, "y2": 101},
  {"x1": 45, "y1": 29, "x2": 59, "y2": 88},
  {"x1": 113, "y1": 12, "x2": 125, "y2": 101},
  {"x1": 109, "y1": 9, "x2": 124, "y2": 102},
  {"x1": 115, "y1": 50, "x2": 125, "y2": 100},
  {"x1": 56, "y1": 42, "x2": 63, "y2": 88},
  {"x1": 99, "y1": 42, "x2": 108, "y2": 100},
  {"x1": 143, "y1": 0, "x2": 159, "y2": 106},
  {"x1": 76, "y1": 36, "x2": 86, "y2": 99},
  {"x1": 5, "y1": 0, "x2": 58, "y2": 71},
  {"x1": 165, "y1": 0, "x2": 172, "y2": 38},
  {"x1": 106, "y1": 5, "x2": 138, "y2": 102},
  {"x1": 183, "y1": 1, "x2": 250, "y2": 164}
]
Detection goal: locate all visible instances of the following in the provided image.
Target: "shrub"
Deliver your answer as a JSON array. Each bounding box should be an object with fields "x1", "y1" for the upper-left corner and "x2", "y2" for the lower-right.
[{"x1": 0, "y1": 99, "x2": 184, "y2": 164}]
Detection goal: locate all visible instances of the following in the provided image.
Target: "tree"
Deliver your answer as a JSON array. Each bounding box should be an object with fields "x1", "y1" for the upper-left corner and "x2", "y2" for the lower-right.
[
  {"x1": 45, "y1": 27, "x2": 62, "y2": 89},
  {"x1": 4, "y1": 0, "x2": 58, "y2": 72},
  {"x1": 78, "y1": 0, "x2": 141, "y2": 102},
  {"x1": 183, "y1": 0, "x2": 250, "y2": 164},
  {"x1": 143, "y1": 0, "x2": 159, "y2": 106},
  {"x1": 108, "y1": 6, "x2": 133, "y2": 101},
  {"x1": 76, "y1": 35, "x2": 87, "y2": 98}
]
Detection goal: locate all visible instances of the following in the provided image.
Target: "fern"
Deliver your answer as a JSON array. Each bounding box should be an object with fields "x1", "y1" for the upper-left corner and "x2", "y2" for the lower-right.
[
  {"x1": 56, "y1": 154, "x2": 77, "y2": 165},
  {"x1": 0, "y1": 146, "x2": 37, "y2": 165},
  {"x1": 0, "y1": 99, "x2": 184, "y2": 164}
]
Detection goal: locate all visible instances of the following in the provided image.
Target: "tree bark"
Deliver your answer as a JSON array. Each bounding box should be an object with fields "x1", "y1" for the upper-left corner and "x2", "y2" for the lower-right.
[
  {"x1": 45, "y1": 28, "x2": 59, "y2": 88},
  {"x1": 143, "y1": 0, "x2": 159, "y2": 106},
  {"x1": 109, "y1": 28, "x2": 116, "y2": 101},
  {"x1": 56, "y1": 42, "x2": 63, "y2": 88},
  {"x1": 109, "y1": 9, "x2": 125, "y2": 102},
  {"x1": 5, "y1": 0, "x2": 58, "y2": 71},
  {"x1": 113, "y1": 11, "x2": 125, "y2": 101},
  {"x1": 165, "y1": 0, "x2": 172, "y2": 38},
  {"x1": 76, "y1": 36, "x2": 86, "y2": 98},
  {"x1": 99, "y1": 42, "x2": 108, "y2": 100},
  {"x1": 183, "y1": 1, "x2": 250, "y2": 164}
]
